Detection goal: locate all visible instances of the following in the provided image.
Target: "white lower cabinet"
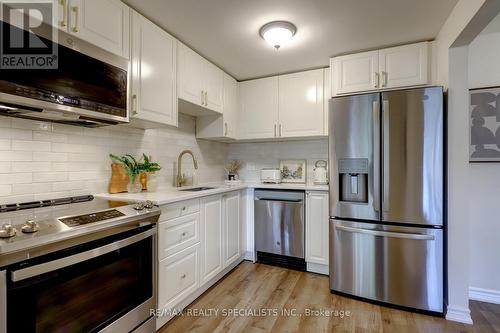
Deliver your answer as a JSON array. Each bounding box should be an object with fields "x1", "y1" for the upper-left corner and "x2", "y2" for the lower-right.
[
  {"x1": 158, "y1": 244, "x2": 199, "y2": 312},
  {"x1": 305, "y1": 191, "x2": 329, "y2": 274},
  {"x1": 223, "y1": 191, "x2": 241, "y2": 267},
  {"x1": 156, "y1": 191, "x2": 244, "y2": 328},
  {"x1": 200, "y1": 195, "x2": 224, "y2": 285}
]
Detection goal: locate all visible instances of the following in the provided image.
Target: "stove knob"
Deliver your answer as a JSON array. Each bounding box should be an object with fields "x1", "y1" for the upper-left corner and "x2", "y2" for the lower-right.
[
  {"x1": 133, "y1": 202, "x2": 145, "y2": 211},
  {"x1": 144, "y1": 200, "x2": 154, "y2": 209},
  {"x1": 0, "y1": 223, "x2": 17, "y2": 238},
  {"x1": 22, "y1": 219, "x2": 39, "y2": 233}
]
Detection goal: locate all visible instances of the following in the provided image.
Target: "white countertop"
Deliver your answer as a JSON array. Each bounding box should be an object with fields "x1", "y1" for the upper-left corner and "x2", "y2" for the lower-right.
[{"x1": 95, "y1": 182, "x2": 328, "y2": 206}]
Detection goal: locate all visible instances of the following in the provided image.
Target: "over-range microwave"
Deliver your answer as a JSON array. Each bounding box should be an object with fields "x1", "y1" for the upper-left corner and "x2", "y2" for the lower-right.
[{"x1": 0, "y1": 20, "x2": 129, "y2": 127}]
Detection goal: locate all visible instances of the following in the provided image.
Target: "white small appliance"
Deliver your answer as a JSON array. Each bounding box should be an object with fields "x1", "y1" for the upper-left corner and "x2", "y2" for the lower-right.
[
  {"x1": 260, "y1": 168, "x2": 281, "y2": 184},
  {"x1": 313, "y1": 160, "x2": 328, "y2": 185}
]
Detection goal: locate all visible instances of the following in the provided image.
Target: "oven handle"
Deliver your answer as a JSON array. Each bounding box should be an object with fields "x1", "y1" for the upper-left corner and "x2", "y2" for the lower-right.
[{"x1": 10, "y1": 228, "x2": 156, "y2": 283}]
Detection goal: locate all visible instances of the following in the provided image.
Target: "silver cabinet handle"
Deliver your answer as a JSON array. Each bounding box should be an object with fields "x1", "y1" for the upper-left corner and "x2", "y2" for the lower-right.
[
  {"x1": 181, "y1": 232, "x2": 187, "y2": 237},
  {"x1": 336, "y1": 225, "x2": 435, "y2": 240},
  {"x1": 382, "y1": 100, "x2": 390, "y2": 212},
  {"x1": 382, "y1": 71, "x2": 388, "y2": 87},
  {"x1": 132, "y1": 94, "x2": 138, "y2": 115},
  {"x1": 59, "y1": 0, "x2": 68, "y2": 27},
  {"x1": 374, "y1": 72, "x2": 380, "y2": 88},
  {"x1": 71, "y1": 6, "x2": 79, "y2": 33},
  {"x1": 274, "y1": 124, "x2": 277, "y2": 137},
  {"x1": 279, "y1": 124, "x2": 282, "y2": 137},
  {"x1": 201, "y1": 90, "x2": 204, "y2": 105},
  {"x1": 180, "y1": 273, "x2": 186, "y2": 279},
  {"x1": 205, "y1": 91, "x2": 208, "y2": 106},
  {"x1": 372, "y1": 100, "x2": 380, "y2": 213},
  {"x1": 11, "y1": 228, "x2": 156, "y2": 282},
  {"x1": 224, "y1": 122, "x2": 228, "y2": 136}
]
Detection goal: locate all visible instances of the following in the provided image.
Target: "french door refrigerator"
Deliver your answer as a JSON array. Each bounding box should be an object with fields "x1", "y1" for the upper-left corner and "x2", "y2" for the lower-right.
[{"x1": 328, "y1": 86, "x2": 444, "y2": 314}]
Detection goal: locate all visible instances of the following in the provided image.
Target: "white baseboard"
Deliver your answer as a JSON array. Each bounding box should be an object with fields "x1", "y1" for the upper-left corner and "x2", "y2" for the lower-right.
[
  {"x1": 469, "y1": 286, "x2": 500, "y2": 304},
  {"x1": 306, "y1": 262, "x2": 329, "y2": 275},
  {"x1": 243, "y1": 250, "x2": 255, "y2": 262},
  {"x1": 446, "y1": 305, "x2": 473, "y2": 325}
]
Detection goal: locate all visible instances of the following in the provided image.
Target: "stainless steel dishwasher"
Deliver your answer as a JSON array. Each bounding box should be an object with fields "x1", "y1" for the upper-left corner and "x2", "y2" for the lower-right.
[{"x1": 254, "y1": 189, "x2": 305, "y2": 270}]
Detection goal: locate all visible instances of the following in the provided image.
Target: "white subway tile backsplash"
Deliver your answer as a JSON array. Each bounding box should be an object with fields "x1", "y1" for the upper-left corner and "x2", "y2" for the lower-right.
[
  {"x1": 12, "y1": 162, "x2": 52, "y2": 173},
  {"x1": 12, "y1": 140, "x2": 51, "y2": 151},
  {"x1": 0, "y1": 151, "x2": 32, "y2": 162},
  {"x1": 0, "y1": 114, "x2": 228, "y2": 201},
  {"x1": 33, "y1": 172, "x2": 68, "y2": 182},
  {"x1": 0, "y1": 173, "x2": 33, "y2": 184},
  {"x1": 33, "y1": 151, "x2": 68, "y2": 162}
]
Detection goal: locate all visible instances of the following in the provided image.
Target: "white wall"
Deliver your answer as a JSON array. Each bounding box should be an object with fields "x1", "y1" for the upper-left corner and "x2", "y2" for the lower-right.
[
  {"x1": 0, "y1": 114, "x2": 227, "y2": 204},
  {"x1": 227, "y1": 139, "x2": 328, "y2": 185},
  {"x1": 467, "y1": 30, "x2": 500, "y2": 294}
]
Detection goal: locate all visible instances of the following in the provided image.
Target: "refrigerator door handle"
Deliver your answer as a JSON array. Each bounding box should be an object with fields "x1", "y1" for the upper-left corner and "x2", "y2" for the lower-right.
[
  {"x1": 372, "y1": 101, "x2": 380, "y2": 213},
  {"x1": 382, "y1": 99, "x2": 390, "y2": 212},
  {"x1": 335, "y1": 225, "x2": 435, "y2": 240}
]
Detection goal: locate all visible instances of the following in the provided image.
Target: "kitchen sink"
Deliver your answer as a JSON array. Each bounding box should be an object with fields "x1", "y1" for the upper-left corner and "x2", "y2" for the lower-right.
[{"x1": 178, "y1": 187, "x2": 217, "y2": 192}]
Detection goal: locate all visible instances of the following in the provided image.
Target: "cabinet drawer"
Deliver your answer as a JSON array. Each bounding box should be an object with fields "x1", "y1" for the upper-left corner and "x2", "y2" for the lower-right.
[
  {"x1": 160, "y1": 199, "x2": 200, "y2": 221},
  {"x1": 158, "y1": 244, "x2": 199, "y2": 311},
  {"x1": 158, "y1": 213, "x2": 200, "y2": 260}
]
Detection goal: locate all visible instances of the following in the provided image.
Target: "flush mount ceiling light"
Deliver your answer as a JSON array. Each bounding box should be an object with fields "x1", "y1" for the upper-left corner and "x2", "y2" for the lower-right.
[{"x1": 259, "y1": 21, "x2": 297, "y2": 50}]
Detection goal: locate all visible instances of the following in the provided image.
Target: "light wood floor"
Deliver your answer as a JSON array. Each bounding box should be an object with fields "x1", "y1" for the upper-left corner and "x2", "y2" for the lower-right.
[{"x1": 159, "y1": 261, "x2": 499, "y2": 333}]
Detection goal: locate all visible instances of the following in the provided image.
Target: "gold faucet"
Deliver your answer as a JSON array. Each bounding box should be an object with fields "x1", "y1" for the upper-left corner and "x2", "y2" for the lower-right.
[{"x1": 176, "y1": 150, "x2": 198, "y2": 187}]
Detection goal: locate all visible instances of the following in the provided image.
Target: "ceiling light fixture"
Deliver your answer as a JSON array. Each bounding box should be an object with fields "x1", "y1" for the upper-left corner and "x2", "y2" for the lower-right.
[{"x1": 259, "y1": 21, "x2": 297, "y2": 50}]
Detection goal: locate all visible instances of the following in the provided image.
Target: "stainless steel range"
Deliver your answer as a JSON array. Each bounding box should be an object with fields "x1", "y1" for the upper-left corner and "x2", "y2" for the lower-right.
[{"x1": 0, "y1": 195, "x2": 160, "y2": 333}]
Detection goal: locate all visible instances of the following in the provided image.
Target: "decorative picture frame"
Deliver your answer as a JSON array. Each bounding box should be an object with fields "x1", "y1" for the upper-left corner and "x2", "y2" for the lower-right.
[
  {"x1": 279, "y1": 159, "x2": 307, "y2": 183},
  {"x1": 469, "y1": 86, "x2": 500, "y2": 162}
]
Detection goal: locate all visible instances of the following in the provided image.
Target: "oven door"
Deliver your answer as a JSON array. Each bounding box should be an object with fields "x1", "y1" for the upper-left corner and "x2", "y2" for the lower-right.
[{"x1": 5, "y1": 226, "x2": 155, "y2": 333}]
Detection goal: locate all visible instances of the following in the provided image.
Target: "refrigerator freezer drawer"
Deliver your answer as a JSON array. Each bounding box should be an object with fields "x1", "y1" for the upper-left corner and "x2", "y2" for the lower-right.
[{"x1": 330, "y1": 219, "x2": 443, "y2": 313}]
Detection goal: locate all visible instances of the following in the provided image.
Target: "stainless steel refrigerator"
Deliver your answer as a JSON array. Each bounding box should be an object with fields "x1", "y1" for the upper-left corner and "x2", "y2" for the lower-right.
[{"x1": 328, "y1": 86, "x2": 444, "y2": 314}]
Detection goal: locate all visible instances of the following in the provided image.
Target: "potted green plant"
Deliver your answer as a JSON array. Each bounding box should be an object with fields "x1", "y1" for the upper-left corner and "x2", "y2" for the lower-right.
[
  {"x1": 109, "y1": 154, "x2": 143, "y2": 193},
  {"x1": 139, "y1": 154, "x2": 161, "y2": 192}
]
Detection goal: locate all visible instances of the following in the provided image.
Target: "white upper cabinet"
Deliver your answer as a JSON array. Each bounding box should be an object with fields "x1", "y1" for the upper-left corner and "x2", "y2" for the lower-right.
[
  {"x1": 177, "y1": 44, "x2": 204, "y2": 106},
  {"x1": 203, "y1": 60, "x2": 224, "y2": 113},
  {"x1": 239, "y1": 77, "x2": 279, "y2": 140},
  {"x1": 130, "y1": 11, "x2": 177, "y2": 127},
  {"x1": 177, "y1": 43, "x2": 224, "y2": 114},
  {"x1": 58, "y1": 0, "x2": 130, "y2": 58},
  {"x1": 279, "y1": 69, "x2": 325, "y2": 138},
  {"x1": 331, "y1": 41, "x2": 430, "y2": 95},
  {"x1": 332, "y1": 50, "x2": 379, "y2": 95},
  {"x1": 378, "y1": 42, "x2": 429, "y2": 89}
]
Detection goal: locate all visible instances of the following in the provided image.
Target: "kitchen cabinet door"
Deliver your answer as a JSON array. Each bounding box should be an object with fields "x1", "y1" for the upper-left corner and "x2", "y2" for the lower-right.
[
  {"x1": 177, "y1": 43, "x2": 204, "y2": 107},
  {"x1": 332, "y1": 50, "x2": 379, "y2": 95},
  {"x1": 278, "y1": 69, "x2": 325, "y2": 137},
  {"x1": 67, "y1": 0, "x2": 130, "y2": 58},
  {"x1": 239, "y1": 77, "x2": 279, "y2": 139},
  {"x1": 131, "y1": 11, "x2": 177, "y2": 126},
  {"x1": 200, "y1": 195, "x2": 223, "y2": 285},
  {"x1": 305, "y1": 191, "x2": 329, "y2": 267},
  {"x1": 223, "y1": 191, "x2": 240, "y2": 267},
  {"x1": 203, "y1": 60, "x2": 224, "y2": 114},
  {"x1": 379, "y1": 42, "x2": 429, "y2": 88}
]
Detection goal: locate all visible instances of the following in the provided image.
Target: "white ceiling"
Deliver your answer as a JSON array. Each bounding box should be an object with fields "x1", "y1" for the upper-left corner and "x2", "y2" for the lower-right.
[{"x1": 124, "y1": 0, "x2": 458, "y2": 81}]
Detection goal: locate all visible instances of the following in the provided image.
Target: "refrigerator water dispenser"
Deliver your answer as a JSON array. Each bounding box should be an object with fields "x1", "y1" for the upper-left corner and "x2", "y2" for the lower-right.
[{"x1": 338, "y1": 158, "x2": 368, "y2": 203}]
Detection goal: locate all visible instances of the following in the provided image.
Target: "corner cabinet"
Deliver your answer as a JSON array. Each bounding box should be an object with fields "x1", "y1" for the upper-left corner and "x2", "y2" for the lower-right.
[
  {"x1": 305, "y1": 191, "x2": 329, "y2": 275},
  {"x1": 130, "y1": 11, "x2": 177, "y2": 127},
  {"x1": 331, "y1": 41, "x2": 430, "y2": 95},
  {"x1": 56, "y1": 0, "x2": 130, "y2": 58},
  {"x1": 196, "y1": 73, "x2": 238, "y2": 140},
  {"x1": 177, "y1": 43, "x2": 224, "y2": 114}
]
